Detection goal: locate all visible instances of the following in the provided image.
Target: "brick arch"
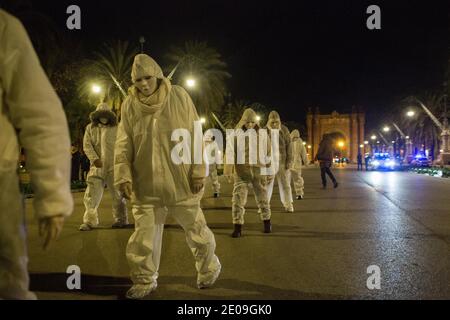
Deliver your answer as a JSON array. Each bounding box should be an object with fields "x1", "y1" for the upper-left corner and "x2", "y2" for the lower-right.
[{"x1": 307, "y1": 109, "x2": 365, "y2": 163}]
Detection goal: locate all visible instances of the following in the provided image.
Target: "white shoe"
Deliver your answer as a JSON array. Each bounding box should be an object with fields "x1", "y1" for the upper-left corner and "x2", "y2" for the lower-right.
[
  {"x1": 198, "y1": 265, "x2": 221, "y2": 289},
  {"x1": 126, "y1": 282, "x2": 157, "y2": 299},
  {"x1": 285, "y1": 205, "x2": 294, "y2": 213},
  {"x1": 79, "y1": 223, "x2": 93, "y2": 231}
]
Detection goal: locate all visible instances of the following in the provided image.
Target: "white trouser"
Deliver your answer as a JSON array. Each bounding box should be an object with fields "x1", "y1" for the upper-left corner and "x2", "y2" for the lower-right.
[
  {"x1": 0, "y1": 170, "x2": 37, "y2": 300},
  {"x1": 83, "y1": 173, "x2": 128, "y2": 226},
  {"x1": 209, "y1": 165, "x2": 220, "y2": 193},
  {"x1": 232, "y1": 168, "x2": 271, "y2": 225},
  {"x1": 267, "y1": 166, "x2": 293, "y2": 208},
  {"x1": 288, "y1": 168, "x2": 304, "y2": 197},
  {"x1": 126, "y1": 197, "x2": 221, "y2": 285}
]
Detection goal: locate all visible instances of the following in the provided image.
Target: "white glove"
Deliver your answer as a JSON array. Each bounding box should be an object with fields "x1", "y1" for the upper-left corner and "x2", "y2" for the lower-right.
[
  {"x1": 119, "y1": 182, "x2": 132, "y2": 200},
  {"x1": 39, "y1": 215, "x2": 64, "y2": 250}
]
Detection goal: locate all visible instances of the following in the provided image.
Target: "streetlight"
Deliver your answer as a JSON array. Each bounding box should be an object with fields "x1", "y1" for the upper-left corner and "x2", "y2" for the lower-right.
[
  {"x1": 338, "y1": 141, "x2": 344, "y2": 148},
  {"x1": 302, "y1": 142, "x2": 306, "y2": 146},
  {"x1": 92, "y1": 84, "x2": 102, "y2": 94},
  {"x1": 383, "y1": 126, "x2": 390, "y2": 132},
  {"x1": 406, "y1": 110, "x2": 415, "y2": 117},
  {"x1": 371, "y1": 135, "x2": 377, "y2": 140},
  {"x1": 364, "y1": 141, "x2": 369, "y2": 145},
  {"x1": 360, "y1": 144, "x2": 364, "y2": 148},
  {"x1": 186, "y1": 78, "x2": 196, "y2": 88}
]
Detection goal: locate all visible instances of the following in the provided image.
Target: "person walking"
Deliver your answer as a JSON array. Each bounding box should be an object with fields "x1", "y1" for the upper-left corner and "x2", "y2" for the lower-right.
[
  {"x1": 315, "y1": 134, "x2": 338, "y2": 189},
  {"x1": 79, "y1": 103, "x2": 128, "y2": 231},
  {"x1": 289, "y1": 130, "x2": 308, "y2": 200},
  {"x1": 114, "y1": 54, "x2": 221, "y2": 299}
]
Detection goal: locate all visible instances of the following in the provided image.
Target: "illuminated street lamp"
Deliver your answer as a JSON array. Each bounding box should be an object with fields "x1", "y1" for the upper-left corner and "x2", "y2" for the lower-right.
[
  {"x1": 360, "y1": 144, "x2": 364, "y2": 148},
  {"x1": 406, "y1": 110, "x2": 415, "y2": 117},
  {"x1": 383, "y1": 126, "x2": 390, "y2": 132},
  {"x1": 337, "y1": 141, "x2": 345, "y2": 148},
  {"x1": 92, "y1": 84, "x2": 102, "y2": 94},
  {"x1": 371, "y1": 135, "x2": 377, "y2": 140},
  {"x1": 364, "y1": 141, "x2": 369, "y2": 145},
  {"x1": 302, "y1": 142, "x2": 306, "y2": 146},
  {"x1": 186, "y1": 78, "x2": 196, "y2": 88}
]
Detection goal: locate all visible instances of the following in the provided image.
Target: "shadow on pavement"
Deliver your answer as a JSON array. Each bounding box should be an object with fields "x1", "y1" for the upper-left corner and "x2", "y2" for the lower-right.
[{"x1": 30, "y1": 273, "x2": 359, "y2": 300}]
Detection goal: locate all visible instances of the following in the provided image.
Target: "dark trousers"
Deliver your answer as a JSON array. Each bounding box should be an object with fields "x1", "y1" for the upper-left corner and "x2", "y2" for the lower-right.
[
  {"x1": 319, "y1": 161, "x2": 337, "y2": 186},
  {"x1": 357, "y1": 162, "x2": 363, "y2": 170}
]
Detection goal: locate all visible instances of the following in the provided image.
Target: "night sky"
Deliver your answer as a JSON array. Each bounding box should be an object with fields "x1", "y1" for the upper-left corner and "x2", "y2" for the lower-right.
[{"x1": 5, "y1": 0, "x2": 450, "y2": 131}]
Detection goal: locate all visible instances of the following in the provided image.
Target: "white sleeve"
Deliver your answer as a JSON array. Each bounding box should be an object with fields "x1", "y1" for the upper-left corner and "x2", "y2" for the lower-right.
[{"x1": 0, "y1": 12, "x2": 73, "y2": 219}]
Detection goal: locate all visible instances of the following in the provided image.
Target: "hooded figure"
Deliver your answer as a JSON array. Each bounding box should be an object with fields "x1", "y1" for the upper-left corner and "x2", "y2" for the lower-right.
[
  {"x1": 265, "y1": 111, "x2": 294, "y2": 212},
  {"x1": 79, "y1": 103, "x2": 128, "y2": 231},
  {"x1": 114, "y1": 54, "x2": 221, "y2": 299},
  {"x1": 204, "y1": 132, "x2": 221, "y2": 197},
  {"x1": 315, "y1": 134, "x2": 338, "y2": 188},
  {"x1": 288, "y1": 130, "x2": 308, "y2": 199},
  {"x1": 0, "y1": 10, "x2": 73, "y2": 299},
  {"x1": 225, "y1": 108, "x2": 272, "y2": 238}
]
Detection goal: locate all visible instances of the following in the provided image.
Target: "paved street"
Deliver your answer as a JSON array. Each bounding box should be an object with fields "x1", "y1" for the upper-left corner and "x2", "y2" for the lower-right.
[{"x1": 25, "y1": 166, "x2": 450, "y2": 299}]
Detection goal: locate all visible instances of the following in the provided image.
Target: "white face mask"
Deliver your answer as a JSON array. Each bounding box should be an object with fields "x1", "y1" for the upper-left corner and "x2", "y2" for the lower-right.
[{"x1": 99, "y1": 117, "x2": 109, "y2": 125}]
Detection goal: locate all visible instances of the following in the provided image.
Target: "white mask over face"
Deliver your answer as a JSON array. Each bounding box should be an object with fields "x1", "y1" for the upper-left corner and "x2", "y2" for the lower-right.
[{"x1": 99, "y1": 117, "x2": 109, "y2": 125}]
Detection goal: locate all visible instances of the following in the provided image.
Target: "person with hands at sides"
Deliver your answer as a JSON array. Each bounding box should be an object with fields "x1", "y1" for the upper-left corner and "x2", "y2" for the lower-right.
[
  {"x1": 114, "y1": 54, "x2": 221, "y2": 299},
  {"x1": 0, "y1": 9, "x2": 73, "y2": 299}
]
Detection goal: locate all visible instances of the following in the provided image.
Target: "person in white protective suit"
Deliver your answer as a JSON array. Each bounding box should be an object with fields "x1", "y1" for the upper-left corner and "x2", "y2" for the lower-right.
[
  {"x1": 0, "y1": 9, "x2": 73, "y2": 299},
  {"x1": 288, "y1": 129, "x2": 308, "y2": 200},
  {"x1": 204, "y1": 131, "x2": 221, "y2": 198},
  {"x1": 79, "y1": 103, "x2": 128, "y2": 231},
  {"x1": 265, "y1": 111, "x2": 294, "y2": 212},
  {"x1": 224, "y1": 108, "x2": 272, "y2": 238},
  {"x1": 114, "y1": 54, "x2": 221, "y2": 299}
]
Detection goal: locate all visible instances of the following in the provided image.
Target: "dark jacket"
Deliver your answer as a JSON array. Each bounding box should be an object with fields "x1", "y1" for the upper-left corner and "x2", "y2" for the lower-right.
[{"x1": 316, "y1": 137, "x2": 335, "y2": 162}]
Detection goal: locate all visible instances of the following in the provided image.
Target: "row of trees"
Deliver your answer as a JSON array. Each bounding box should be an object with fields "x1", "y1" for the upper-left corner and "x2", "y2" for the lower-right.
[
  {"x1": 2, "y1": 1, "x2": 306, "y2": 146},
  {"x1": 378, "y1": 86, "x2": 449, "y2": 160}
]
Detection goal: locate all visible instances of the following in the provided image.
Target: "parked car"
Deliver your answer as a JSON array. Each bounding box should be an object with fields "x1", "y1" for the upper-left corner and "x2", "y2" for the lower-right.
[
  {"x1": 411, "y1": 154, "x2": 431, "y2": 167},
  {"x1": 368, "y1": 153, "x2": 400, "y2": 171}
]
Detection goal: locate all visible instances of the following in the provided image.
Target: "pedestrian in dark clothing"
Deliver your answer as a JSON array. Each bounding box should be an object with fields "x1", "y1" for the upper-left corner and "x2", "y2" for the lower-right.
[
  {"x1": 364, "y1": 155, "x2": 370, "y2": 171},
  {"x1": 71, "y1": 145, "x2": 81, "y2": 182},
  {"x1": 314, "y1": 134, "x2": 338, "y2": 188},
  {"x1": 80, "y1": 151, "x2": 90, "y2": 182},
  {"x1": 357, "y1": 153, "x2": 363, "y2": 171}
]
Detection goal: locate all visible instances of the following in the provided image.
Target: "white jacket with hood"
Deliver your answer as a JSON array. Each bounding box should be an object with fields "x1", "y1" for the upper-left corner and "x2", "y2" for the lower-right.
[
  {"x1": 0, "y1": 9, "x2": 73, "y2": 219},
  {"x1": 83, "y1": 103, "x2": 118, "y2": 179},
  {"x1": 266, "y1": 111, "x2": 293, "y2": 168},
  {"x1": 114, "y1": 54, "x2": 206, "y2": 205},
  {"x1": 290, "y1": 129, "x2": 308, "y2": 171}
]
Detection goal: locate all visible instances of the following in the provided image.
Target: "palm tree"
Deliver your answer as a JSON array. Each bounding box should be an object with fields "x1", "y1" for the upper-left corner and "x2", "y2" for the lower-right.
[
  {"x1": 165, "y1": 41, "x2": 231, "y2": 119},
  {"x1": 221, "y1": 100, "x2": 251, "y2": 129},
  {"x1": 78, "y1": 40, "x2": 138, "y2": 113},
  {"x1": 399, "y1": 92, "x2": 445, "y2": 160}
]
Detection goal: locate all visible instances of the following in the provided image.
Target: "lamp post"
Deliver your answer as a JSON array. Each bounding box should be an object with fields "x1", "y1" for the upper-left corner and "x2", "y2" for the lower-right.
[
  {"x1": 139, "y1": 36, "x2": 146, "y2": 53},
  {"x1": 410, "y1": 91, "x2": 449, "y2": 164}
]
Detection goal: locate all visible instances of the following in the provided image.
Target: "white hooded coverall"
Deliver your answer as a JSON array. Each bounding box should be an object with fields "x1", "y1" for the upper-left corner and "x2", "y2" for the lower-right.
[
  {"x1": 114, "y1": 54, "x2": 220, "y2": 287},
  {"x1": 288, "y1": 129, "x2": 308, "y2": 197},
  {"x1": 82, "y1": 103, "x2": 128, "y2": 227},
  {"x1": 265, "y1": 111, "x2": 294, "y2": 210},
  {"x1": 0, "y1": 10, "x2": 73, "y2": 299},
  {"x1": 204, "y1": 134, "x2": 221, "y2": 194},
  {"x1": 225, "y1": 108, "x2": 271, "y2": 225}
]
